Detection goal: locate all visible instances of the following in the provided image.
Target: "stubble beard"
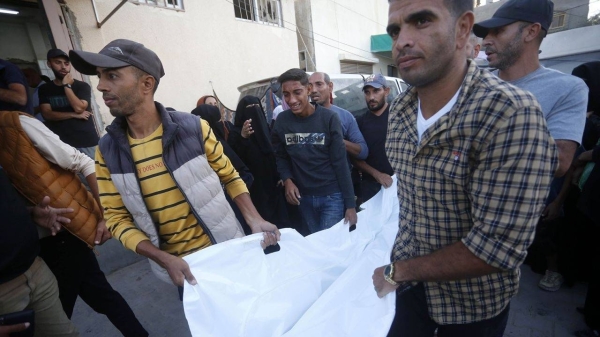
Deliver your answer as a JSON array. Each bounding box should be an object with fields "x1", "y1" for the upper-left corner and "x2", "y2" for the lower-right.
[
  {"x1": 368, "y1": 99, "x2": 386, "y2": 112},
  {"x1": 487, "y1": 35, "x2": 523, "y2": 71},
  {"x1": 397, "y1": 32, "x2": 457, "y2": 88},
  {"x1": 51, "y1": 68, "x2": 65, "y2": 80}
]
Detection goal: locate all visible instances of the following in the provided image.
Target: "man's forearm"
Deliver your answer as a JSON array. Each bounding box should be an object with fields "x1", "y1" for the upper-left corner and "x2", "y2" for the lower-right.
[
  {"x1": 136, "y1": 240, "x2": 171, "y2": 266},
  {"x1": 0, "y1": 87, "x2": 27, "y2": 106},
  {"x1": 233, "y1": 192, "x2": 262, "y2": 228},
  {"x1": 555, "y1": 140, "x2": 577, "y2": 177},
  {"x1": 64, "y1": 88, "x2": 88, "y2": 113},
  {"x1": 85, "y1": 173, "x2": 103, "y2": 216},
  {"x1": 41, "y1": 110, "x2": 79, "y2": 121},
  {"x1": 392, "y1": 241, "x2": 500, "y2": 283},
  {"x1": 344, "y1": 140, "x2": 362, "y2": 158},
  {"x1": 352, "y1": 159, "x2": 381, "y2": 178}
]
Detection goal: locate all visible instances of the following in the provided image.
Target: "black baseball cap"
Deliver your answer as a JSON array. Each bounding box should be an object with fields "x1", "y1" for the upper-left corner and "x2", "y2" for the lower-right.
[
  {"x1": 47, "y1": 48, "x2": 69, "y2": 61},
  {"x1": 69, "y1": 39, "x2": 165, "y2": 82},
  {"x1": 473, "y1": 0, "x2": 554, "y2": 38}
]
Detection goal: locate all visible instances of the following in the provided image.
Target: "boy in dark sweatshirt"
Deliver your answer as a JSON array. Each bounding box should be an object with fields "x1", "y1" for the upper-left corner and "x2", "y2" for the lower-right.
[{"x1": 272, "y1": 68, "x2": 357, "y2": 234}]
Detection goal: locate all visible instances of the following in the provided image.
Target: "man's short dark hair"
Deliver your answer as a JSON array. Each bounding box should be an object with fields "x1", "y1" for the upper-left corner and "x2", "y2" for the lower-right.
[
  {"x1": 132, "y1": 66, "x2": 159, "y2": 93},
  {"x1": 388, "y1": 0, "x2": 473, "y2": 18},
  {"x1": 277, "y1": 68, "x2": 309, "y2": 86},
  {"x1": 444, "y1": 0, "x2": 473, "y2": 18}
]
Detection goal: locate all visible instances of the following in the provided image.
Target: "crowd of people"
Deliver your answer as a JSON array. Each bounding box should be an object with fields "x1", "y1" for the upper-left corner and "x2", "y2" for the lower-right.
[{"x1": 0, "y1": 0, "x2": 599, "y2": 336}]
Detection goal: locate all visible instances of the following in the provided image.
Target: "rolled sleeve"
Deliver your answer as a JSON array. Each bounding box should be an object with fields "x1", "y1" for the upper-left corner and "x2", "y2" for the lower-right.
[
  {"x1": 20, "y1": 115, "x2": 94, "y2": 176},
  {"x1": 465, "y1": 106, "x2": 558, "y2": 270}
]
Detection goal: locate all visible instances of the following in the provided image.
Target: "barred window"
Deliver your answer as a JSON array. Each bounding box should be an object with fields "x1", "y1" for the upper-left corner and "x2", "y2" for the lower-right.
[
  {"x1": 549, "y1": 12, "x2": 566, "y2": 30},
  {"x1": 131, "y1": 0, "x2": 184, "y2": 11},
  {"x1": 233, "y1": 0, "x2": 282, "y2": 27}
]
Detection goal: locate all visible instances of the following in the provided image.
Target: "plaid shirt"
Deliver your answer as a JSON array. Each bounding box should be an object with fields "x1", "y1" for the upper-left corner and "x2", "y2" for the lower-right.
[{"x1": 386, "y1": 61, "x2": 558, "y2": 324}]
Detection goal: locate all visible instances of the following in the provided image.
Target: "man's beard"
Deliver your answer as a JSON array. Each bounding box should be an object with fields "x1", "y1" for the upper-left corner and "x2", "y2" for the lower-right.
[
  {"x1": 51, "y1": 68, "x2": 65, "y2": 80},
  {"x1": 367, "y1": 98, "x2": 386, "y2": 112},
  {"x1": 486, "y1": 33, "x2": 524, "y2": 70}
]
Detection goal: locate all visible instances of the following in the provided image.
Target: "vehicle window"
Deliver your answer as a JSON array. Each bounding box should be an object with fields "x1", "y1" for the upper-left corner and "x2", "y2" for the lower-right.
[
  {"x1": 330, "y1": 78, "x2": 369, "y2": 118},
  {"x1": 386, "y1": 80, "x2": 399, "y2": 104}
]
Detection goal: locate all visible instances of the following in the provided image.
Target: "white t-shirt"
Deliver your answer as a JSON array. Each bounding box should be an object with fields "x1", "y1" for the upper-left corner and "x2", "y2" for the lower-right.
[
  {"x1": 417, "y1": 89, "x2": 460, "y2": 143},
  {"x1": 272, "y1": 105, "x2": 284, "y2": 120}
]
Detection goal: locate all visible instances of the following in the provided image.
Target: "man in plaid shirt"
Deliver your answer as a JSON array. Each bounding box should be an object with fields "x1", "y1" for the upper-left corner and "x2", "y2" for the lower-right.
[{"x1": 372, "y1": 0, "x2": 558, "y2": 336}]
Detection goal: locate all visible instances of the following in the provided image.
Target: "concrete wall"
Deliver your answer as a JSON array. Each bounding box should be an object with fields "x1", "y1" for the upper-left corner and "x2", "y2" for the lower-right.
[
  {"x1": 307, "y1": 0, "x2": 394, "y2": 75},
  {"x1": 295, "y1": 0, "x2": 316, "y2": 71},
  {"x1": 63, "y1": 0, "x2": 299, "y2": 125},
  {"x1": 540, "y1": 24, "x2": 600, "y2": 73}
]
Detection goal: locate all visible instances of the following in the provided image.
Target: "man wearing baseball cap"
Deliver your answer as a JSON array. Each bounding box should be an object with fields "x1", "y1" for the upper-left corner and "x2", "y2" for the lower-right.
[
  {"x1": 352, "y1": 74, "x2": 394, "y2": 205},
  {"x1": 39, "y1": 49, "x2": 98, "y2": 156},
  {"x1": 474, "y1": 0, "x2": 587, "y2": 292},
  {"x1": 69, "y1": 39, "x2": 280, "y2": 290}
]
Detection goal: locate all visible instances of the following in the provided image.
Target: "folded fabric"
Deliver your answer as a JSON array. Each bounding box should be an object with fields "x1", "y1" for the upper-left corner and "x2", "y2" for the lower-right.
[{"x1": 183, "y1": 177, "x2": 399, "y2": 337}]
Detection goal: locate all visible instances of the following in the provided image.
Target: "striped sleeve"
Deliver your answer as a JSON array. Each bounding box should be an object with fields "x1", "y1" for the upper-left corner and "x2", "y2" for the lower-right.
[
  {"x1": 95, "y1": 146, "x2": 150, "y2": 252},
  {"x1": 200, "y1": 119, "x2": 248, "y2": 199}
]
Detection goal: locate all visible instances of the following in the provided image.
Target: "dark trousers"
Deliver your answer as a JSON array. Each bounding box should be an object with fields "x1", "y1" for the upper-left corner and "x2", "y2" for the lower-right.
[
  {"x1": 361, "y1": 180, "x2": 382, "y2": 205},
  {"x1": 583, "y1": 217, "x2": 600, "y2": 330},
  {"x1": 387, "y1": 283, "x2": 509, "y2": 337},
  {"x1": 39, "y1": 231, "x2": 148, "y2": 337}
]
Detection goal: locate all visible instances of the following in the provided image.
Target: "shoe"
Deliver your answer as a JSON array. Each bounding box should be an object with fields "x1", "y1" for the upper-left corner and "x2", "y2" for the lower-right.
[
  {"x1": 538, "y1": 270, "x2": 564, "y2": 291},
  {"x1": 574, "y1": 329, "x2": 600, "y2": 337}
]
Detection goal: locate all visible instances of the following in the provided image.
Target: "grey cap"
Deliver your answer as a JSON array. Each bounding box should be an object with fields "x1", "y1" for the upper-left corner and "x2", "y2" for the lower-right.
[{"x1": 69, "y1": 39, "x2": 165, "y2": 82}]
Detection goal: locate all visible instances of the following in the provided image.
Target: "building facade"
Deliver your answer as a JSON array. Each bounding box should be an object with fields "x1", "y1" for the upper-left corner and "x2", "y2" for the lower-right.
[
  {"x1": 294, "y1": 0, "x2": 396, "y2": 76},
  {"x1": 0, "y1": 0, "x2": 299, "y2": 130}
]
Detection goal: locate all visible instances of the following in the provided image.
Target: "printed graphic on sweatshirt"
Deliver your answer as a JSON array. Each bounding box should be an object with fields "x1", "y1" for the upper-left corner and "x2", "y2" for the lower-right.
[{"x1": 285, "y1": 133, "x2": 326, "y2": 146}]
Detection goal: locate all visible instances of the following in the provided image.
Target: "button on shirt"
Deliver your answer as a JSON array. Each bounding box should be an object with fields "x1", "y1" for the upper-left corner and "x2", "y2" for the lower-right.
[{"x1": 386, "y1": 61, "x2": 558, "y2": 324}]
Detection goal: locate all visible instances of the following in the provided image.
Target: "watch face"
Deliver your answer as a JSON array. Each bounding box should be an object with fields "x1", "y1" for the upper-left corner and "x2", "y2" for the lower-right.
[{"x1": 384, "y1": 265, "x2": 392, "y2": 277}]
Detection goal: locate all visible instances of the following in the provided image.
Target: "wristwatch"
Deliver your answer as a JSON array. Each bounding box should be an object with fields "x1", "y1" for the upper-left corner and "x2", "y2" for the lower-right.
[
  {"x1": 63, "y1": 83, "x2": 72, "y2": 89},
  {"x1": 384, "y1": 263, "x2": 398, "y2": 286}
]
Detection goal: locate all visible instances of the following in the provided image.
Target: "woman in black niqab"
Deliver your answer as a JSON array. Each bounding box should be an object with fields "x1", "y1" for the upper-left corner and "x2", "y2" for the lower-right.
[{"x1": 228, "y1": 96, "x2": 292, "y2": 229}]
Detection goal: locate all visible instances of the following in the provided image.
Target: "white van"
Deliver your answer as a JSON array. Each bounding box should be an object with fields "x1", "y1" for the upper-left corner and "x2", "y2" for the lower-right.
[{"x1": 237, "y1": 73, "x2": 408, "y2": 119}]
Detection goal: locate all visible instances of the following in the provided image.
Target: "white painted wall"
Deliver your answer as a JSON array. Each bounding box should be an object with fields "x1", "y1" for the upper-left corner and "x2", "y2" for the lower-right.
[
  {"x1": 308, "y1": 0, "x2": 394, "y2": 75},
  {"x1": 63, "y1": 0, "x2": 299, "y2": 124}
]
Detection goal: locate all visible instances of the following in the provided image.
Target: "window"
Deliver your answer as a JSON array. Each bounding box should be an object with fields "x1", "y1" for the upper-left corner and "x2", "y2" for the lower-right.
[
  {"x1": 387, "y1": 65, "x2": 398, "y2": 78},
  {"x1": 299, "y1": 51, "x2": 308, "y2": 71},
  {"x1": 340, "y1": 61, "x2": 373, "y2": 75},
  {"x1": 131, "y1": 0, "x2": 184, "y2": 10},
  {"x1": 550, "y1": 12, "x2": 566, "y2": 30},
  {"x1": 233, "y1": 0, "x2": 282, "y2": 27}
]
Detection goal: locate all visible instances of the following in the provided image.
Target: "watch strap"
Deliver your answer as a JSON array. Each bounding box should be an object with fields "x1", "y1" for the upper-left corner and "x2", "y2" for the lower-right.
[{"x1": 384, "y1": 263, "x2": 398, "y2": 286}]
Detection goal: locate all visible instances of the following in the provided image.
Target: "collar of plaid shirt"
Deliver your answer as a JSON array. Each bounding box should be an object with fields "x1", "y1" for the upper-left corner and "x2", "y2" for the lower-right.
[{"x1": 385, "y1": 60, "x2": 558, "y2": 324}]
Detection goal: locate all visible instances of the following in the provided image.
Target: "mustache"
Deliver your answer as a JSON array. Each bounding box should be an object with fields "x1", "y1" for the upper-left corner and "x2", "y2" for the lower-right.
[
  {"x1": 103, "y1": 94, "x2": 118, "y2": 100},
  {"x1": 394, "y1": 50, "x2": 424, "y2": 62},
  {"x1": 368, "y1": 100, "x2": 378, "y2": 105},
  {"x1": 484, "y1": 46, "x2": 497, "y2": 54}
]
